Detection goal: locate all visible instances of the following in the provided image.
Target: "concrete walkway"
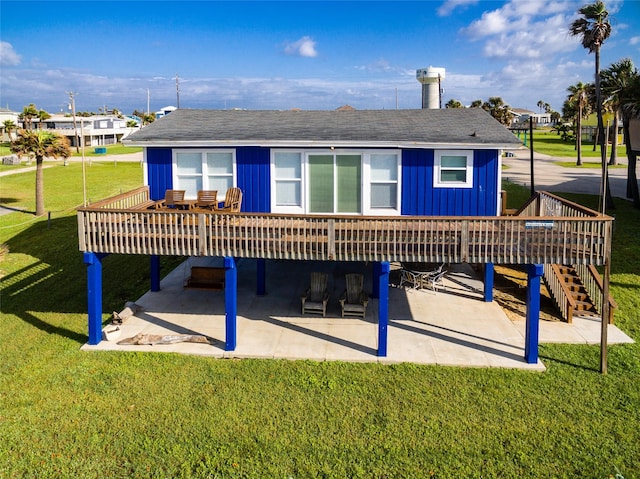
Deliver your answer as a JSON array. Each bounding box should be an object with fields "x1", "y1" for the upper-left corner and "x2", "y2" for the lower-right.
[
  {"x1": 82, "y1": 259, "x2": 632, "y2": 370},
  {"x1": 503, "y1": 148, "x2": 638, "y2": 199}
]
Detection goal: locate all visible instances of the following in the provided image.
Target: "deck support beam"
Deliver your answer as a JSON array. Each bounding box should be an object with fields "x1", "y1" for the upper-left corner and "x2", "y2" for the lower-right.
[
  {"x1": 372, "y1": 262, "x2": 381, "y2": 298},
  {"x1": 525, "y1": 263, "x2": 543, "y2": 364},
  {"x1": 84, "y1": 252, "x2": 108, "y2": 345},
  {"x1": 377, "y1": 261, "x2": 390, "y2": 357},
  {"x1": 150, "y1": 255, "x2": 161, "y2": 292},
  {"x1": 224, "y1": 256, "x2": 237, "y2": 351},
  {"x1": 484, "y1": 263, "x2": 494, "y2": 302}
]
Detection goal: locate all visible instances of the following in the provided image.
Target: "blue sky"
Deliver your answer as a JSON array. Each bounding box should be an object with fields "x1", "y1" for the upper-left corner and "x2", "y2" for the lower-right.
[{"x1": 1, "y1": 0, "x2": 639, "y2": 114}]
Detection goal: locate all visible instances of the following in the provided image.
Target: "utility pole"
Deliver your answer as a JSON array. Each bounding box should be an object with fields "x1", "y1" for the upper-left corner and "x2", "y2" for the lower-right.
[
  {"x1": 67, "y1": 91, "x2": 80, "y2": 155},
  {"x1": 175, "y1": 73, "x2": 180, "y2": 109}
]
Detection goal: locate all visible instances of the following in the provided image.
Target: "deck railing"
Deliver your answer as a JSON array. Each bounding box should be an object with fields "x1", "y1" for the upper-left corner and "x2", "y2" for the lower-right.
[{"x1": 77, "y1": 187, "x2": 613, "y2": 266}]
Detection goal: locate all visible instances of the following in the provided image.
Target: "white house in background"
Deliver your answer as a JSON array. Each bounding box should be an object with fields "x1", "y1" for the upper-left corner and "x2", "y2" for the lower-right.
[
  {"x1": 38, "y1": 114, "x2": 139, "y2": 147},
  {"x1": 155, "y1": 105, "x2": 177, "y2": 119},
  {"x1": 0, "y1": 108, "x2": 20, "y2": 141},
  {"x1": 510, "y1": 108, "x2": 554, "y2": 127}
]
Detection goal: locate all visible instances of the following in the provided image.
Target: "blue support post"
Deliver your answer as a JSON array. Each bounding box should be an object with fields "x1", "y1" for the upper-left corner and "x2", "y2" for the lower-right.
[
  {"x1": 525, "y1": 264, "x2": 543, "y2": 364},
  {"x1": 256, "y1": 258, "x2": 266, "y2": 296},
  {"x1": 83, "y1": 252, "x2": 107, "y2": 345},
  {"x1": 224, "y1": 256, "x2": 237, "y2": 351},
  {"x1": 377, "y1": 261, "x2": 390, "y2": 357},
  {"x1": 372, "y1": 262, "x2": 381, "y2": 299},
  {"x1": 150, "y1": 255, "x2": 161, "y2": 292},
  {"x1": 484, "y1": 262, "x2": 494, "y2": 302}
]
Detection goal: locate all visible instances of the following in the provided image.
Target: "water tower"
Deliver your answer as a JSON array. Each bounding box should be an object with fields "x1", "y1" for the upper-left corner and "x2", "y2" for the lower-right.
[{"x1": 416, "y1": 66, "x2": 445, "y2": 109}]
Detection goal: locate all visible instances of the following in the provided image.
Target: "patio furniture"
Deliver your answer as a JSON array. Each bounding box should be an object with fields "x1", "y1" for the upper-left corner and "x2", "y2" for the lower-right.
[
  {"x1": 339, "y1": 273, "x2": 368, "y2": 318},
  {"x1": 192, "y1": 190, "x2": 218, "y2": 210},
  {"x1": 425, "y1": 269, "x2": 447, "y2": 294},
  {"x1": 399, "y1": 263, "x2": 446, "y2": 291},
  {"x1": 301, "y1": 272, "x2": 330, "y2": 316},
  {"x1": 218, "y1": 187, "x2": 243, "y2": 212},
  {"x1": 154, "y1": 189, "x2": 186, "y2": 209}
]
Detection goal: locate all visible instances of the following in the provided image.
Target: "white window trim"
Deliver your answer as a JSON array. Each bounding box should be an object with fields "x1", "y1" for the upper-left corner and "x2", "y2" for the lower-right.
[
  {"x1": 172, "y1": 149, "x2": 236, "y2": 199},
  {"x1": 270, "y1": 150, "x2": 305, "y2": 214},
  {"x1": 270, "y1": 149, "x2": 401, "y2": 216},
  {"x1": 433, "y1": 150, "x2": 473, "y2": 189}
]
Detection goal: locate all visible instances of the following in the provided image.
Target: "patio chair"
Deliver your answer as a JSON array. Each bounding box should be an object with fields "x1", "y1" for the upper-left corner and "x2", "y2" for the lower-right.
[
  {"x1": 218, "y1": 187, "x2": 242, "y2": 212},
  {"x1": 399, "y1": 268, "x2": 422, "y2": 290},
  {"x1": 339, "y1": 273, "x2": 369, "y2": 318},
  {"x1": 301, "y1": 272, "x2": 330, "y2": 316},
  {"x1": 154, "y1": 189, "x2": 185, "y2": 209},
  {"x1": 424, "y1": 269, "x2": 447, "y2": 294},
  {"x1": 192, "y1": 190, "x2": 218, "y2": 210}
]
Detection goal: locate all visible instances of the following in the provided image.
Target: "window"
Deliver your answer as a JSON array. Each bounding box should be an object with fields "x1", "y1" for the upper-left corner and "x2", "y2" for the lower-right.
[
  {"x1": 173, "y1": 150, "x2": 235, "y2": 198},
  {"x1": 273, "y1": 152, "x2": 303, "y2": 213},
  {"x1": 271, "y1": 150, "x2": 400, "y2": 215},
  {"x1": 368, "y1": 153, "x2": 398, "y2": 210},
  {"x1": 434, "y1": 150, "x2": 473, "y2": 188}
]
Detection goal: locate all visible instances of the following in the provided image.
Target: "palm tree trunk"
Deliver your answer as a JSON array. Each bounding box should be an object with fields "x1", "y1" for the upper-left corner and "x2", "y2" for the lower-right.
[
  {"x1": 608, "y1": 113, "x2": 619, "y2": 165},
  {"x1": 35, "y1": 156, "x2": 45, "y2": 216},
  {"x1": 595, "y1": 46, "x2": 614, "y2": 211},
  {"x1": 623, "y1": 118, "x2": 640, "y2": 207},
  {"x1": 576, "y1": 113, "x2": 583, "y2": 166}
]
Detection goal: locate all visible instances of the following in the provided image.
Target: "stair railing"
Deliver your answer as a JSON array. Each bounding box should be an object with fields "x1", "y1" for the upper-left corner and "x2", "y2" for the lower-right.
[
  {"x1": 543, "y1": 264, "x2": 578, "y2": 322},
  {"x1": 575, "y1": 264, "x2": 617, "y2": 324}
]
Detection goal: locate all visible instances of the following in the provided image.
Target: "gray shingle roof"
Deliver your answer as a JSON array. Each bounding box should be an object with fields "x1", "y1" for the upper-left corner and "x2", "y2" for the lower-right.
[{"x1": 125, "y1": 108, "x2": 523, "y2": 148}]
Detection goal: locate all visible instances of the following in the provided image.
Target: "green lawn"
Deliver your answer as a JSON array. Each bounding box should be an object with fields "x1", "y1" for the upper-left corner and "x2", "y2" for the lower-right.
[
  {"x1": 1, "y1": 164, "x2": 639, "y2": 478},
  {"x1": 528, "y1": 129, "x2": 627, "y2": 159}
]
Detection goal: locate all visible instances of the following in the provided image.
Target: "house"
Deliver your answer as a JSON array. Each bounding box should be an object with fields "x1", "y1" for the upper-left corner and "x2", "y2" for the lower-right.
[
  {"x1": 125, "y1": 108, "x2": 521, "y2": 216},
  {"x1": 39, "y1": 114, "x2": 138, "y2": 147},
  {"x1": 78, "y1": 107, "x2": 613, "y2": 365}
]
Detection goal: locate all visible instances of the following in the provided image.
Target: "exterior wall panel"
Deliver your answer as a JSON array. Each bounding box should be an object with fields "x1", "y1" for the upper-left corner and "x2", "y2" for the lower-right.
[
  {"x1": 146, "y1": 147, "x2": 173, "y2": 201},
  {"x1": 236, "y1": 147, "x2": 271, "y2": 213},
  {"x1": 401, "y1": 149, "x2": 499, "y2": 216}
]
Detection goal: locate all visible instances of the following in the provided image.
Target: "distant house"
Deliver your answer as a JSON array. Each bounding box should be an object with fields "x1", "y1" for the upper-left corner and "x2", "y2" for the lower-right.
[
  {"x1": 124, "y1": 108, "x2": 522, "y2": 217},
  {"x1": 38, "y1": 114, "x2": 138, "y2": 147},
  {"x1": 510, "y1": 108, "x2": 554, "y2": 127},
  {"x1": 155, "y1": 105, "x2": 177, "y2": 119},
  {"x1": 0, "y1": 108, "x2": 19, "y2": 141}
]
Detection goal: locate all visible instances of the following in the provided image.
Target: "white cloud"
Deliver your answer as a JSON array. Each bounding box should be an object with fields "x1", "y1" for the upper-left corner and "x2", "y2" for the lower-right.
[
  {"x1": 284, "y1": 36, "x2": 318, "y2": 58},
  {"x1": 0, "y1": 42, "x2": 22, "y2": 67},
  {"x1": 630, "y1": 36, "x2": 640, "y2": 46},
  {"x1": 437, "y1": 0, "x2": 478, "y2": 17}
]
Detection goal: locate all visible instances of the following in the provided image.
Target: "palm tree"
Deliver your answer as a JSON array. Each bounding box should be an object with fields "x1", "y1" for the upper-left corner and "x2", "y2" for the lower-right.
[
  {"x1": 19, "y1": 103, "x2": 38, "y2": 130},
  {"x1": 566, "y1": 82, "x2": 592, "y2": 165},
  {"x1": 569, "y1": 0, "x2": 612, "y2": 209},
  {"x1": 481, "y1": 97, "x2": 514, "y2": 125},
  {"x1": 620, "y1": 67, "x2": 640, "y2": 207},
  {"x1": 469, "y1": 100, "x2": 483, "y2": 108},
  {"x1": 601, "y1": 59, "x2": 636, "y2": 166},
  {"x1": 2, "y1": 119, "x2": 17, "y2": 141},
  {"x1": 445, "y1": 99, "x2": 464, "y2": 108},
  {"x1": 36, "y1": 109, "x2": 51, "y2": 130},
  {"x1": 10, "y1": 130, "x2": 71, "y2": 216}
]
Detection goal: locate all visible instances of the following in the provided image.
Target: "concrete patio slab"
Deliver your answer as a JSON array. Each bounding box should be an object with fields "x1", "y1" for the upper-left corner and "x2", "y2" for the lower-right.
[{"x1": 82, "y1": 259, "x2": 633, "y2": 371}]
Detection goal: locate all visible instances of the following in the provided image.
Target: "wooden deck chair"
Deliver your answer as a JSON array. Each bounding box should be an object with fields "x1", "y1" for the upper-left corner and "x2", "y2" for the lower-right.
[
  {"x1": 192, "y1": 190, "x2": 218, "y2": 210},
  {"x1": 218, "y1": 187, "x2": 242, "y2": 212},
  {"x1": 154, "y1": 189, "x2": 185, "y2": 209},
  {"x1": 339, "y1": 273, "x2": 369, "y2": 318},
  {"x1": 301, "y1": 272, "x2": 329, "y2": 316}
]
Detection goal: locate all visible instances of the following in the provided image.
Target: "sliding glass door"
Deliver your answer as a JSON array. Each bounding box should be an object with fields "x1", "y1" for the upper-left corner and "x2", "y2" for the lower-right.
[{"x1": 308, "y1": 154, "x2": 361, "y2": 213}]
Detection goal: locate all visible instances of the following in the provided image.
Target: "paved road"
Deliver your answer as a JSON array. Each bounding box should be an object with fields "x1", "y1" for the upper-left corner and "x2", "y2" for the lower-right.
[{"x1": 503, "y1": 148, "x2": 637, "y2": 200}]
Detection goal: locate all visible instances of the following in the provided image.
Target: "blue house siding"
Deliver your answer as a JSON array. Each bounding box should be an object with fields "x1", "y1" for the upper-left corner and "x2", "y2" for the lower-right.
[
  {"x1": 145, "y1": 146, "x2": 499, "y2": 216},
  {"x1": 146, "y1": 147, "x2": 173, "y2": 201},
  {"x1": 401, "y1": 149, "x2": 499, "y2": 216},
  {"x1": 236, "y1": 147, "x2": 271, "y2": 213}
]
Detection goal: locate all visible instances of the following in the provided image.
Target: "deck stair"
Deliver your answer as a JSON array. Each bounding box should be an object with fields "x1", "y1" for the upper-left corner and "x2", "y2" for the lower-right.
[{"x1": 543, "y1": 264, "x2": 616, "y2": 324}]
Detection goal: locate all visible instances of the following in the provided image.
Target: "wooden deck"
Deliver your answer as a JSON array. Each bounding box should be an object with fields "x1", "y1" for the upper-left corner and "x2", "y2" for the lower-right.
[{"x1": 77, "y1": 187, "x2": 613, "y2": 266}]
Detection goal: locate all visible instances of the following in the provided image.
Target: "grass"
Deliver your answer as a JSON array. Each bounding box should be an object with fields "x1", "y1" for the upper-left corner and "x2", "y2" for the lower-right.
[
  {"x1": 1, "y1": 163, "x2": 639, "y2": 478},
  {"x1": 529, "y1": 129, "x2": 627, "y2": 159}
]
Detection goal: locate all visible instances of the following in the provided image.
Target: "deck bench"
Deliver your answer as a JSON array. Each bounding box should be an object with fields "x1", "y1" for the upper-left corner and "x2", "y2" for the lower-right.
[{"x1": 184, "y1": 266, "x2": 225, "y2": 291}]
